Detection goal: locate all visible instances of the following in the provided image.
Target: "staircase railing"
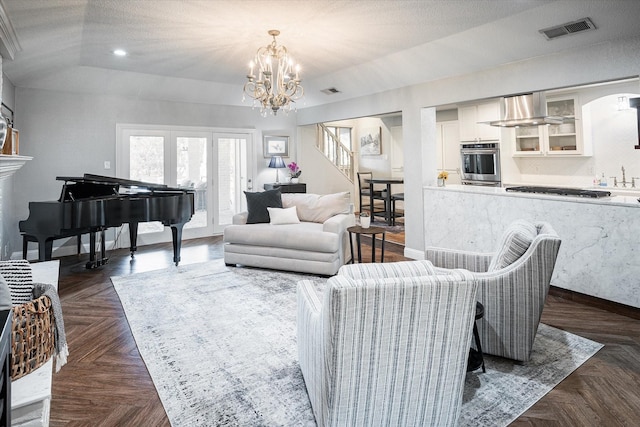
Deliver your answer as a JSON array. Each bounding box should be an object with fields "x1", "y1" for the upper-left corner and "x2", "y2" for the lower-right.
[{"x1": 317, "y1": 124, "x2": 355, "y2": 181}]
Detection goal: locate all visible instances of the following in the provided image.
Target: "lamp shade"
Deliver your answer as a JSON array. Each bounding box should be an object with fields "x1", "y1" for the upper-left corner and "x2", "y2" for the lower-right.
[{"x1": 268, "y1": 156, "x2": 286, "y2": 169}]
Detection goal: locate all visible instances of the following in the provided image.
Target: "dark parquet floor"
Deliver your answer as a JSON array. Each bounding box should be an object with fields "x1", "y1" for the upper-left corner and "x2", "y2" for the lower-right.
[{"x1": 48, "y1": 235, "x2": 640, "y2": 426}]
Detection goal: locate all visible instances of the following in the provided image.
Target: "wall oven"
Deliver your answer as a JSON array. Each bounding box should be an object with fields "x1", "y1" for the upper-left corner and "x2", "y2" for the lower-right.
[{"x1": 460, "y1": 143, "x2": 501, "y2": 186}]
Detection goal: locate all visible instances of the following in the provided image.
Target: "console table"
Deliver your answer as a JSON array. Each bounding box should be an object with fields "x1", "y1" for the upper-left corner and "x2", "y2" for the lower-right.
[{"x1": 263, "y1": 183, "x2": 306, "y2": 193}]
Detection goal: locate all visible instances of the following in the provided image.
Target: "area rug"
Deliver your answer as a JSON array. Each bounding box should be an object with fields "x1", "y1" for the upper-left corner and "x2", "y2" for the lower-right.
[{"x1": 111, "y1": 260, "x2": 603, "y2": 427}]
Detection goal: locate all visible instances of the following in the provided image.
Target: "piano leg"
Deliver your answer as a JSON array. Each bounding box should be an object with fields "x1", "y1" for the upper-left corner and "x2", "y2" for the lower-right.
[
  {"x1": 170, "y1": 223, "x2": 186, "y2": 266},
  {"x1": 128, "y1": 222, "x2": 139, "y2": 258},
  {"x1": 86, "y1": 229, "x2": 109, "y2": 269},
  {"x1": 41, "y1": 239, "x2": 54, "y2": 262}
]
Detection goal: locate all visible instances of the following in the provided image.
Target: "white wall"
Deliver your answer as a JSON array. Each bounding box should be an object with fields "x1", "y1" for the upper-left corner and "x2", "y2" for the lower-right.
[
  {"x1": 10, "y1": 88, "x2": 296, "y2": 257},
  {"x1": 297, "y1": 124, "x2": 353, "y2": 198}
]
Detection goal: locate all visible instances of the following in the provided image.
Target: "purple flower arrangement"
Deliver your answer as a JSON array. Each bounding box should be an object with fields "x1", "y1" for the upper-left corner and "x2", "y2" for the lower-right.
[{"x1": 287, "y1": 162, "x2": 301, "y2": 178}]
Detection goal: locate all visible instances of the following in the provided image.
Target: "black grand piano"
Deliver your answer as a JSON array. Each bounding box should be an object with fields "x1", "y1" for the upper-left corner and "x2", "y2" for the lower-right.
[{"x1": 19, "y1": 173, "x2": 195, "y2": 268}]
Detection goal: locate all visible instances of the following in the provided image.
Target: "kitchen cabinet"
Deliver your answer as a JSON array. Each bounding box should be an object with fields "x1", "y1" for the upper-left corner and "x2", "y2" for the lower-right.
[
  {"x1": 436, "y1": 121, "x2": 461, "y2": 184},
  {"x1": 513, "y1": 94, "x2": 591, "y2": 157},
  {"x1": 459, "y1": 101, "x2": 501, "y2": 142}
]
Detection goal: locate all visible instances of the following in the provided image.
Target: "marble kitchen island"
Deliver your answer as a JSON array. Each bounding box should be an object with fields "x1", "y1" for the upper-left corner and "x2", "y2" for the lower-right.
[{"x1": 423, "y1": 185, "x2": 640, "y2": 308}]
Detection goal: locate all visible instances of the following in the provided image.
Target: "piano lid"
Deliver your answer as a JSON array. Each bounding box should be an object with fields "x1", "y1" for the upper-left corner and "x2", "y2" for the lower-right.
[{"x1": 57, "y1": 174, "x2": 170, "y2": 190}]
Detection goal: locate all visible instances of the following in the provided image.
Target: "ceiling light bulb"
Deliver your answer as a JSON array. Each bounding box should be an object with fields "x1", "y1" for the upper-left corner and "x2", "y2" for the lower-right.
[{"x1": 113, "y1": 49, "x2": 127, "y2": 57}]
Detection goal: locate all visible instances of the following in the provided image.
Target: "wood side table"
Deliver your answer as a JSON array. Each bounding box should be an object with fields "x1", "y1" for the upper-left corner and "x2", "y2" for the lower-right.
[{"x1": 347, "y1": 225, "x2": 386, "y2": 263}]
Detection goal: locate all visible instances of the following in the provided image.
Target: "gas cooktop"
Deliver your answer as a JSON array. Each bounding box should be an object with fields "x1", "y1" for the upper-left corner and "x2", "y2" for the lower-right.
[{"x1": 505, "y1": 186, "x2": 612, "y2": 198}]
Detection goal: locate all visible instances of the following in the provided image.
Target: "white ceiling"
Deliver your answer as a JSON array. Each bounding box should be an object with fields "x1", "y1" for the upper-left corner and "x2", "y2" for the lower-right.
[{"x1": 2, "y1": 0, "x2": 640, "y2": 108}]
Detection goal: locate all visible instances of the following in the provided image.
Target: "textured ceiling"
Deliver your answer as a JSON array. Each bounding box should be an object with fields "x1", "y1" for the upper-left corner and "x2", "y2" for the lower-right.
[{"x1": 3, "y1": 0, "x2": 640, "y2": 108}]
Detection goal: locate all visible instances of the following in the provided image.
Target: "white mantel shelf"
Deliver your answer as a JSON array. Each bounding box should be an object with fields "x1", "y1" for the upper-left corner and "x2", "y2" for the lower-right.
[{"x1": 0, "y1": 154, "x2": 32, "y2": 180}]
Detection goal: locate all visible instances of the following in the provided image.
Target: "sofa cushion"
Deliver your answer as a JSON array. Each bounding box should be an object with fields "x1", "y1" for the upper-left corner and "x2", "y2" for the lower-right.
[
  {"x1": 282, "y1": 192, "x2": 350, "y2": 223},
  {"x1": 338, "y1": 260, "x2": 436, "y2": 280},
  {"x1": 267, "y1": 206, "x2": 300, "y2": 225},
  {"x1": 224, "y1": 222, "x2": 339, "y2": 253},
  {"x1": 488, "y1": 219, "x2": 538, "y2": 271},
  {"x1": 244, "y1": 188, "x2": 282, "y2": 224}
]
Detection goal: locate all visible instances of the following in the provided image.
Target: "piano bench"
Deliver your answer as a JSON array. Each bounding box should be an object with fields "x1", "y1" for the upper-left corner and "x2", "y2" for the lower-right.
[{"x1": 22, "y1": 234, "x2": 82, "y2": 261}]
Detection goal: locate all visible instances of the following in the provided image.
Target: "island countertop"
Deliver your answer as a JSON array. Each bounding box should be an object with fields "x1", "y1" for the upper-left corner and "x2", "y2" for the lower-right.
[
  {"x1": 423, "y1": 184, "x2": 640, "y2": 308},
  {"x1": 426, "y1": 184, "x2": 640, "y2": 207}
]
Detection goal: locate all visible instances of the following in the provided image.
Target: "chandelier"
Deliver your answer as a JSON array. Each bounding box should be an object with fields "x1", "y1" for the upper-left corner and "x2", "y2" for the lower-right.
[{"x1": 243, "y1": 30, "x2": 304, "y2": 117}]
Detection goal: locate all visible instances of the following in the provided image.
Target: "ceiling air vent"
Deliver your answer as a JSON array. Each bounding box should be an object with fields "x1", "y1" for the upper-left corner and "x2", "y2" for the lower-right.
[
  {"x1": 539, "y1": 17, "x2": 596, "y2": 40},
  {"x1": 321, "y1": 87, "x2": 341, "y2": 95}
]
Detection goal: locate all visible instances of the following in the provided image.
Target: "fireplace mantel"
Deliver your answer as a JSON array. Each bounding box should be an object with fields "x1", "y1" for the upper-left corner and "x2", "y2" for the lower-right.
[{"x1": 0, "y1": 154, "x2": 32, "y2": 180}]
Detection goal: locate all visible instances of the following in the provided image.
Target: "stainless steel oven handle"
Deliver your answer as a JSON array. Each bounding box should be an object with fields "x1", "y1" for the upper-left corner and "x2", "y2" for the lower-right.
[{"x1": 461, "y1": 149, "x2": 498, "y2": 155}]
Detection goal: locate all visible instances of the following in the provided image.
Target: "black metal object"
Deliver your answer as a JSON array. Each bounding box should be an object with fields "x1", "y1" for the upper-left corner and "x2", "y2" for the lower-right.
[
  {"x1": 505, "y1": 186, "x2": 611, "y2": 198},
  {"x1": 468, "y1": 301, "x2": 486, "y2": 373}
]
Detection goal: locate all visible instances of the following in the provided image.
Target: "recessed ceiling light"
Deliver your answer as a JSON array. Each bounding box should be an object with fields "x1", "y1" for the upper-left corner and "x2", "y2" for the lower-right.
[{"x1": 113, "y1": 49, "x2": 127, "y2": 57}]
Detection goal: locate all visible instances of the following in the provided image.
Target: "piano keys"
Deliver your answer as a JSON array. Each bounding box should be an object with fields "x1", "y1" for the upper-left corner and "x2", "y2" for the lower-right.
[{"x1": 19, "y1": 173, "x2": 195, "y2": 268}]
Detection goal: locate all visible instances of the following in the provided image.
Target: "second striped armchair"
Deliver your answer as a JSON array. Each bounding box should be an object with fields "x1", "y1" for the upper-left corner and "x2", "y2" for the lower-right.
[{"x1": 425, "y1": 220, "x2": 562, "y2": 362}]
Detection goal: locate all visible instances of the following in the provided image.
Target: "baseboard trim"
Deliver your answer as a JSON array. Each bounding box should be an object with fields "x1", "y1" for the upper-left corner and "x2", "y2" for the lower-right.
[
  {"x1": 14, "y1": 240, "x2": 118, "y2": 261},
  {"x1": 549, "y1": 285, "x2": 640, "y2": 320},
  {"x1": 403, "y1": 247, "x2": 423, "y2": 260}
]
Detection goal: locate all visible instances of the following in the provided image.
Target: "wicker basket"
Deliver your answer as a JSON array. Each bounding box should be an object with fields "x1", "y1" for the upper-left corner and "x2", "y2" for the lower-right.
[{"x1": 11, "y1": 295, "x2": 55, "y2": 380}]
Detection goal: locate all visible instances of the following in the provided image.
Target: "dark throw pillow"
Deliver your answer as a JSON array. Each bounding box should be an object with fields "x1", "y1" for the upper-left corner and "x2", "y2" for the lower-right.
[{"x1": 244, "y1": 189, "x2": 283, "y2": 224}]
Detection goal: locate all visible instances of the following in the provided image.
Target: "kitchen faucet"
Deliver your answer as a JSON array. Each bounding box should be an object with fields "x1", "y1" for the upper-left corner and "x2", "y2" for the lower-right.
[{"x1": 610, "y1": 166, "x2": 633, "y2": 188}]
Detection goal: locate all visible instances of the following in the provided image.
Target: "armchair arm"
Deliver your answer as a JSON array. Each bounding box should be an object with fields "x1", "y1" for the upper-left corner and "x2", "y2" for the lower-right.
[
  {"x1": 338, "y1": 260, "x2": 436, "y2": 279},
  {"x1": 232, "y1": 212, "x2": 248, "y2": 225},
  {"x1": 322, "y1": 213, "x2": 355, "y2": 234},
  {"x1": 425, "y1": 246, "x2": 493, "y2": 272},
  {"x1": 296, "y1": 280, "x2": 325, "y2": 424}
]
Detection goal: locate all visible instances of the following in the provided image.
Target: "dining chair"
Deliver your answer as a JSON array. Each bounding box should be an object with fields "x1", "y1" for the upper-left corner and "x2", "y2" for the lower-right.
[
  {"x1": 356, "y1": 172, "x2": 386, "y2": 217},
  {"x1": 390, "y1": 192, "x2": 404, "y2": 226}
]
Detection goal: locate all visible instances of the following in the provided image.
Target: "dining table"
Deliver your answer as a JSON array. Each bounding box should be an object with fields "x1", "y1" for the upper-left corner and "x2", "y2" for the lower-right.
[{"x1": 365, "y1": 177, "x2": 404, "y2": 225}]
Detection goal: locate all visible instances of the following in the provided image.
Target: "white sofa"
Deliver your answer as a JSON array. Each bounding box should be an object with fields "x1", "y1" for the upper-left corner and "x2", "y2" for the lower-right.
[{"x1": 223, "y1": 192, "x2": 355, "y2": 276}]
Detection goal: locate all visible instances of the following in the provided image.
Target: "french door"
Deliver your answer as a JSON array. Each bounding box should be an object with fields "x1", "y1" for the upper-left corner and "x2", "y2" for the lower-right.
[{"x1": 116, "y1": 125, "x2": 255, "y2": 248}]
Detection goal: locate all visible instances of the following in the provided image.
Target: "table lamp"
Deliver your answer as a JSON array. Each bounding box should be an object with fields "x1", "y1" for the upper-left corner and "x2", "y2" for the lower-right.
[{"x1": 268, "y1": 156, "x2": 286, "y2": 183}]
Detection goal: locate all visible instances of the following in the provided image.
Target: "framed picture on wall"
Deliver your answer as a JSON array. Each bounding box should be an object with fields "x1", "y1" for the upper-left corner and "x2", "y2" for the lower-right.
[
  {"x1": 263, "y1": 135, "x2": 290, "y2": 158},
  {"x1": 360, "y1": 127, "x2": 381, "y2": 155}
]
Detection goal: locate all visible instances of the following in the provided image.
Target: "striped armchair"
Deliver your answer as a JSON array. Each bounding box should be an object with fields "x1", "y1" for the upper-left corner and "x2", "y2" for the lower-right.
[
  {"x1": 297, "y1": 261, "x2": 478, "y2": 427},
  {"x1": 425, "y1": 220, "x2": 562, "y2": 362}
]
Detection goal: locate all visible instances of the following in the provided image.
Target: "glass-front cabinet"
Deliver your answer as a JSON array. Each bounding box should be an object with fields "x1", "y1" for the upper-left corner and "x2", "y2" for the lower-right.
[{"x1": 513, "y1": 94, "x2": 591, "y2": 157}]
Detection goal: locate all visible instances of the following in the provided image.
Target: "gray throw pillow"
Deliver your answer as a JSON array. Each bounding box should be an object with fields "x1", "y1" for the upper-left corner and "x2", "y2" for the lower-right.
[
  {"x1": 0, "y1": 260, "x2": 34, "y2": 305},
  {"x1": 488, "y1": 219, "x2": 537, "y2": 271},
  {"x1": 0, "y1": 275, "x2": 12, "y2": 311},
  {"x1": 244, "y1": 189, "x2": 283, "y2": 224}
]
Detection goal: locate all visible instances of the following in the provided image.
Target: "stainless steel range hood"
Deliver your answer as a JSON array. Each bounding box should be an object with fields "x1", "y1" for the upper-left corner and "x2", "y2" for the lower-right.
[{"x1": 487, "y1": 92, "x2": 573, "y2": 127}]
